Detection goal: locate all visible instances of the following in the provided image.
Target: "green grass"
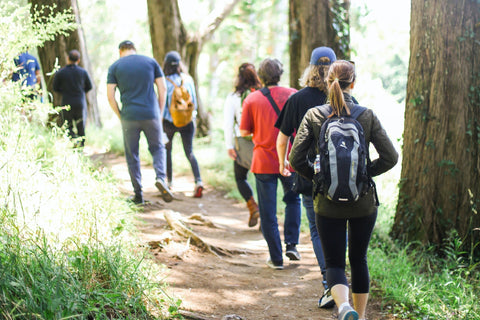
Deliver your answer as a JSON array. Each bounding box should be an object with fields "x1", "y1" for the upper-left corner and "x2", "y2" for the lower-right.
[
  {"x1": 0, "y1": 81, "x2": 181, "y2": 318},
  {"x1": 368, "y1": 204, "x2": 480, "y2": 319}
]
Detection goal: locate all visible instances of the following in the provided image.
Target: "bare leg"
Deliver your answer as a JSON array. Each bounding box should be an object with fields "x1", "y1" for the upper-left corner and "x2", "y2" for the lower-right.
[
  {"x1": 352, "y1": 293, "x2": 369, "y2": 319},
  {"x1": 331, "y1": 283, "x2": 350, "y2": 308}
]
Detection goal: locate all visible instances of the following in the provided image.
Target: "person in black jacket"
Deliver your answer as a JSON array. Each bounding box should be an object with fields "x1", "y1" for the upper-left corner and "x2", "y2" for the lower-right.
[
  {"x1": 53, "y1": 49, "x2": 93, "y2": 147},
  {"x1": 290, "y1": 60, "x2": 398, "y2": 320}
]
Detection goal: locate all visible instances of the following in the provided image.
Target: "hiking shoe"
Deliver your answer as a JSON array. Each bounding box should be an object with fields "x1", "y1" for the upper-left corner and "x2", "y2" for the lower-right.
[
  {"x1": 193, "y1": 182, "x2": 204, "y2": 198},
  {"x1": 127, "y1": 194, "x2": 144, "y2": 205},
  {"x1": 155, "y1": 179, "x2": 174, "y2": 202},
  {"x1": 285, "y1": 244, "x2": 301, "y2": 261},
  {"x1": 338, "y1": 305, "x2": 358, "y2": 320},
  {"x1": 266, "y1": 258, "x2": 284, "y2": 270},
  {"x1": 318, "y1": 288, "x2": 335, "y2": 309},
  {"x1": 247, "y1": 197, "x2": 259, "y2": 227}
]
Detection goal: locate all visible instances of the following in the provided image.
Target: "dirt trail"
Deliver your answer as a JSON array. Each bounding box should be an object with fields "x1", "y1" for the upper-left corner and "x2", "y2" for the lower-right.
[{"x1": 92, "y1": 151, "x2": 392, "y2": 320}]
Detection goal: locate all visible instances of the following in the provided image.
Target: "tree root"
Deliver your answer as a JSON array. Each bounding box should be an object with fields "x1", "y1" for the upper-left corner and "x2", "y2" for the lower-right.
[{"x1": 163, "y1": 210, "x2": 249, "y2": 257}]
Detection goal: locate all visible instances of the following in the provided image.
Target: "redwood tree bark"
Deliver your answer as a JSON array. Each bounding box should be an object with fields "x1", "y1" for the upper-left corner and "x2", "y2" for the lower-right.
[
  {"x1": 392, "y1": 0, "x2": 480, "y2": 256},
  {"x1": 29, "y1": 0, "x2": 101, "y2": 127},
  {"x1": 289, "y1": 0, "x2": 350, "y2": 89},
  {"x1": 147, "y1": 0, "x2": 241, "y2": 136}
]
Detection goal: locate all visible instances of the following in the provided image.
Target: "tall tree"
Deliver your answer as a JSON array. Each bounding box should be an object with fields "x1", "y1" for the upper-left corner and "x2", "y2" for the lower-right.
[
  {"x1": 147, "y1": 0, "x2": 241, "y2": 136},
  {"x1": 29, "y1": 0, "x2": 101, "y2": 127},
  {"x1": 392, "y1": 0, "x2": 480, "y2": 256},
  {"x1": 289, "y1": 0, "x2": 350, "y2": 89}
]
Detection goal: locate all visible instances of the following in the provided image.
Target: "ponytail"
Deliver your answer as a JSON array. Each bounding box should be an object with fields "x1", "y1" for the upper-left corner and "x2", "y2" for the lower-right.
[
  {"x1": 328, "y1": 79, "x2": 347, "y2": 117},
  {"x1": 326, "y1": 60, "x2": 356, "y2": 117}
]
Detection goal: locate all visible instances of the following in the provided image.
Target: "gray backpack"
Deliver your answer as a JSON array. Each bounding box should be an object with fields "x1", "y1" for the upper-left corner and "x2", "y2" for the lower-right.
[{"x1": 313, "y1": 105, "x2": 373, "y2": 203}]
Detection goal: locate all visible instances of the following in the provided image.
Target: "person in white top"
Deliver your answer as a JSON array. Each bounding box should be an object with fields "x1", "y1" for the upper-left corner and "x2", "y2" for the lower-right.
[{"x1": 223, "y1": 63, "x2": 262, "y2": 227}]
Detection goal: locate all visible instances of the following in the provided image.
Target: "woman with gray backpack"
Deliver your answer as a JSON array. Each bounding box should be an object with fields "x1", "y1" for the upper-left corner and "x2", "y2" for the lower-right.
[{"x1": 289, "y1": 60, "x2": 398, "y2": 320}]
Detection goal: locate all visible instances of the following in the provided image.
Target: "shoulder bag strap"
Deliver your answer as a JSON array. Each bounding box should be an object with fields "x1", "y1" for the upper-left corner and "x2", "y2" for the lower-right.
[{"x1": 260, "y1": 87, "x2": 281, "y2": 116}]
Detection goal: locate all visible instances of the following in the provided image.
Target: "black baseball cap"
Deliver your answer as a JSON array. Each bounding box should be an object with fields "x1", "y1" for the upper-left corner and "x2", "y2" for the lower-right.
[{"x1": 118, "y1": 40, "x2": 135, "y2": 50}]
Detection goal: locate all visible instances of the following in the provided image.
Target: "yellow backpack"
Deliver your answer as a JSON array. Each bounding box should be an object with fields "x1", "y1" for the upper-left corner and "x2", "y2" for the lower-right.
[{"x1": 166, "y1": 76, "x2": 195, "y2": 127}]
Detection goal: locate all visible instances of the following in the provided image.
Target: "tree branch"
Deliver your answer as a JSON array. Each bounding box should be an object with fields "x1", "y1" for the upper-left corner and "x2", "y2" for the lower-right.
[{"x1": 196, "y1": 0, "x2": 242, "y2": 44}]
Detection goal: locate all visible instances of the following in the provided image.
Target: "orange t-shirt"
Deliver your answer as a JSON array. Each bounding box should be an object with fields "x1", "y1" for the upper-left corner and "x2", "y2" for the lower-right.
[{"x1": 240, "y1": 86, "x2": 297, "y2": 174}]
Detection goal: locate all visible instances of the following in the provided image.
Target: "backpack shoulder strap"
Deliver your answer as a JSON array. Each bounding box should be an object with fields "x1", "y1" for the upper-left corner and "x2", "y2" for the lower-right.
[
  {"x1": 166, "y1": 77, "x2": 178, "y2": 88},
  {"x1": 317, "y1": 104, "x2": 332, "y2": 119},
  {"x1": 260, "y1": 87, "x2": 281, "y2": 115},
  {"x1": 349, "y1": 105, "x2": 367, "y2": 120}
]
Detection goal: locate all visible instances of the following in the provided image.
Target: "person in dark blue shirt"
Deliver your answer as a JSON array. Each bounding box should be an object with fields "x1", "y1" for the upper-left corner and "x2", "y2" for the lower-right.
[
  {"x1": 53, "y1": 50, "x2": 92, "y2": 147},
  {"x1": 12, "y1": 51, "x2": 42, "y2": 100},
  {"x1": 107, "y1": 40, "x2": 173, "y2": 205}
]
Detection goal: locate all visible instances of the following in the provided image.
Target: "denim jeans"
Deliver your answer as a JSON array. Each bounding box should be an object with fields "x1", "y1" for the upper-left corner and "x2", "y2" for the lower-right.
[
  {"x1": 302, "y1": 195, "x2": 327, "y2": 277},
  {"x1": 163, "y1": 120, "x2": 201, "y2": 184},
  {"x1": 121, "y1": 118, "x2": 167, "y2": 197},
  {"x1": 255, "y1": 173, "x2": 301, "y2": 264}
]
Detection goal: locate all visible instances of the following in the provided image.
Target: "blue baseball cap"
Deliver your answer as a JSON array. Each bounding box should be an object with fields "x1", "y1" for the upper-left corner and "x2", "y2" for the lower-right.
[{"x1": 310, "y1": 47, "x2": 336, "y2": 66}]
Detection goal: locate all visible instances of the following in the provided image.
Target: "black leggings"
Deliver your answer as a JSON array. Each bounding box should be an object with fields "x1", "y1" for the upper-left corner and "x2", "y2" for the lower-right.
[
  {"x1": 234, "y1": 161, "x2": 253, "y2": 202},
  {"x1": 163, "y1": 120, "x2": 201, "y2": 183},
  {"x1": 317, "y1": 210, "x2": 377, "y2": 293}
]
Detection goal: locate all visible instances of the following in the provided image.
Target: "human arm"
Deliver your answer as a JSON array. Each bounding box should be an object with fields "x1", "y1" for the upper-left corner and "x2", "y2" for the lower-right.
[
  {"x1": 35, "y1": 70, "x2": 42, "y2": 88},
  {"x1": 107, "y1": 83, "x2": 121, "y2": 119},
  {"x1": 289, "y1": 110, "x2": 318, "y2": 180},
  {"x1": 84, "y1": 71, "x2": 93, "y2": 92},
  {"x1": 224, "y1": 93, "x2": 238, "y2": 160},
  {"x1": 367, "y1": 111, "x2": 399, "y2": 176},
  {"x1": 276, "y1": 132, "x2": 291, "y2": 177},
  {"x1": 52, "y1": 72, "x2": 61, "y2": 93},
  {"x1": 155, "y1": 76, "x2": 167, "y2": 116}
]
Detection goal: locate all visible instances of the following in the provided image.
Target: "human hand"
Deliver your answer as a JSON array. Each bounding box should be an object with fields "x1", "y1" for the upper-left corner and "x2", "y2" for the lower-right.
[
  {"x1": 279, "y1": 161, "x2": 291, "y2": 177},
  {"x1": 227, "y1": 148, "x2": 237, "y2": 161}
]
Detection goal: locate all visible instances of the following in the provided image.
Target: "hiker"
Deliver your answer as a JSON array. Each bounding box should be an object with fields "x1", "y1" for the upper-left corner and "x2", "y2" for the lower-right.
[
  {"x1": 53, "y1": 49, "x2": 93, "y2": 148},
  {"x1": 162, "y1": 51, "x2": 203, "y2": 198},
  {"x1": 289, "y1": 60, "x2": 398, "y2": 320},
  {"x1": 275, "y1": 47, "x2": 350, "y2": 308},
  {"x1": 12, "y1": 50, "x2": 42, "y2": 100},
  {"x1": 223, "y1": 62, "x2": 262, "y2": 228},
  {"x1": 107, "y1": 40, "x2": 174, "y2": 205},
  {"x1": 239, "y1": 58, "x2": 301, "y2": 270}
]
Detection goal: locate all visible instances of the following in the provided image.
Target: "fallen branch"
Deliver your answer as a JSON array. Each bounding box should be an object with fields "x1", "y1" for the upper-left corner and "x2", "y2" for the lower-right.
[{"x1": 163, "y1": 210, "x2": 223, "y2": 257}]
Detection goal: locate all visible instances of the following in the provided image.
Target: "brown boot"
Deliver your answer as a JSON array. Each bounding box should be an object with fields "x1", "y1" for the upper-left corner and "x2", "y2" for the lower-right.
[{"x1": 247, "y1": 196, "x2": 259, "y2": 227}]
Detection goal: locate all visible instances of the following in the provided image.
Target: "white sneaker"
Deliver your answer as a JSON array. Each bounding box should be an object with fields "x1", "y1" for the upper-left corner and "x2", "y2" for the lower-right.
[{"x1": 318, "y1": 288, "x2": 335, "y2": 308}]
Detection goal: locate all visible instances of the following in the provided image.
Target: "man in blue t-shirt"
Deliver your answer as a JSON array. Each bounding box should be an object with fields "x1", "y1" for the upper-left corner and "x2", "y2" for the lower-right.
[
  {"x1": 12, "y1": 51, "x2": 42, "y2": 99},
  {"x1": 107, "y1": 40, "x2": 173, "y2": 205},
  {"x1": 53, "y1": 49, "x2": 92, "y2": 147}
]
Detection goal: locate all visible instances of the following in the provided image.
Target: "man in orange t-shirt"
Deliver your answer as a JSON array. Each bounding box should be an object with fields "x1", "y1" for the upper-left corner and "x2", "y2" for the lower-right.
[{"x1": 240, "y1": 58, "x2": 301, "y2": 270}]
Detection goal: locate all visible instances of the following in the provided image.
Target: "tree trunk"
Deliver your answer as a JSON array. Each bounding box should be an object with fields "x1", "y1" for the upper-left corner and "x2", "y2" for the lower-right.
[
  {"x1": 29, "y1": 0, "x2": 101, "y2": 127},
  {"x1": 289, "y1": 0, "x2": 350, "y2": 89},
  {"x1": 147, "y1": 0, "x2": 241, "y2": 137},
  {"x1": 391, "y1": 0, "x2": 480, "y2": 257}
]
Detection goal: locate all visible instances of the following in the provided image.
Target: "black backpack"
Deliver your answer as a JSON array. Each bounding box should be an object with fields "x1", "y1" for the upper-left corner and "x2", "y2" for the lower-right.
[{"x1": 313, "y1": 105, "x2": 373, "y2": 203}]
